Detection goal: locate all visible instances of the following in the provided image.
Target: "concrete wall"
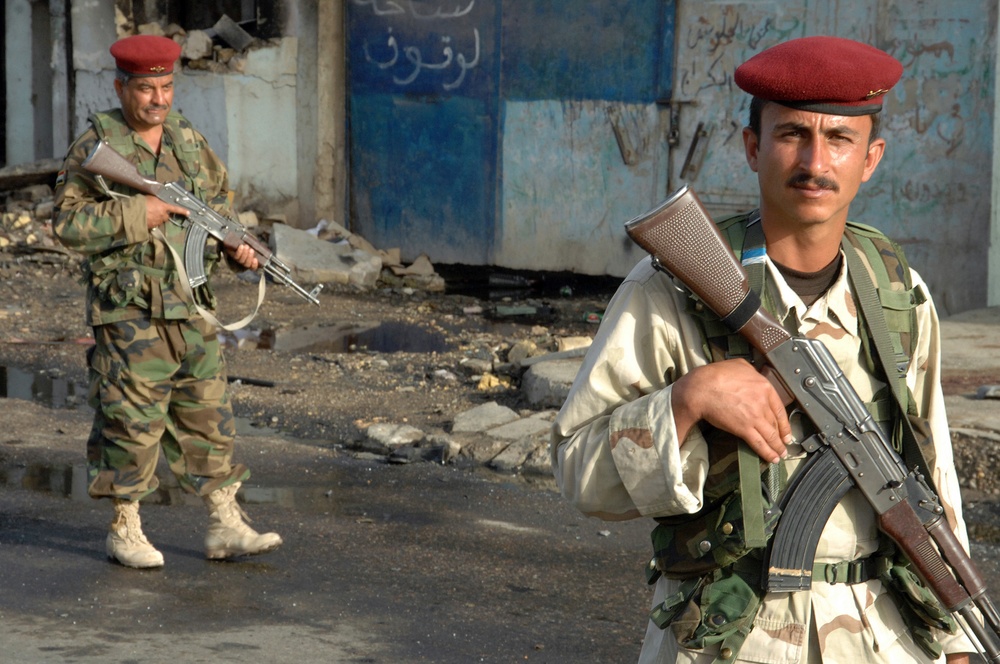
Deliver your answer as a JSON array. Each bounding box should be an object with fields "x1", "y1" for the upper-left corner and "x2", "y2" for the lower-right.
[
  {"x1": 665, "y1": 1, "x2": 997, "y2": 316},
  {"x1": 5, "y1": 0, "x2": 998, "y2": 314},
  {"x1": 345, "y1": 0, "x2": 996, "y2": 315}
]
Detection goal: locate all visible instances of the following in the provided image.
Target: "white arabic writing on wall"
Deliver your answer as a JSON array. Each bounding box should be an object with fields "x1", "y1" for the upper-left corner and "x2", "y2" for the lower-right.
[{"x1": 354, "y1": 0, "x2": 481, "y2": 91}]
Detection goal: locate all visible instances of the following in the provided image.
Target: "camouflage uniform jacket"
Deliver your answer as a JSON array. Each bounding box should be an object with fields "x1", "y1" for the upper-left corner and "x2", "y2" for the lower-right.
[
  {"x1": 53, "y1": 109, "x2": 232, "y2": 325},
  {"x1": 551, "y1": 247, "x2": 973, "y2": 663}
]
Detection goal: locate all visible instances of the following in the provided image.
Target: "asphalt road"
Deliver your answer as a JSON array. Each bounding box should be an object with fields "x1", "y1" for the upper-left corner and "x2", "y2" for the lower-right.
[
  {"x1": 0, "y1": 422, "x2": 653, "y2": 664},
  {"x1": 5, "y1": 308, "x2": 1000, "y2": 663}
]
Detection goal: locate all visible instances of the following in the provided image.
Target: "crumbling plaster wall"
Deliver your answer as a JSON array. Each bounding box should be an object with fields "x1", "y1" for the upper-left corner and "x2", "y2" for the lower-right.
[{"x1": 65, "y1": 0, "x2": 321, "y2": 228}]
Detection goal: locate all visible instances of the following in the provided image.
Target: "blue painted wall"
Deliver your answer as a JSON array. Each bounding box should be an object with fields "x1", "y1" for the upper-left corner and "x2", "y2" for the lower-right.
[
  {"x1": 347, "y1": 0, "x2": 675, "y2": 268},
  {"x1": 347, "y1": 0, "x2": 499, "y2": 264},
  {"x1": 347, "y1": 1, "x2": 996, "y2": 315}
]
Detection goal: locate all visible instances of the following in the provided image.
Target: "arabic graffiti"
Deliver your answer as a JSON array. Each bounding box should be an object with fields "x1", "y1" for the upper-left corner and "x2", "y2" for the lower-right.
[
  {"x1": 675, "y1": 7, "x2": 801, "y2": 98},
  {"x1": 363, "y1": 27, "x2": 480, "y2": 90},
  {"x1": 352, "y1": 0, "x2": 475, "y2": 20},
  {"x1": 353, "y1": 0, "x2": 481, "y2": 92}
]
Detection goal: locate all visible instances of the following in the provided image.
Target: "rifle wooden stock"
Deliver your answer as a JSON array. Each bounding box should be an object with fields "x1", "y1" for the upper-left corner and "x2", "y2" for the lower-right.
[
  {"x1": 625, "y1": 185, "x2": 1000, "y2": 661},
  {"x1": 624, "y1": 187, "x2": 791, "y2": 355},
  {"x1": 81, "y1": 141, "x2": 164, "y2": 196}
]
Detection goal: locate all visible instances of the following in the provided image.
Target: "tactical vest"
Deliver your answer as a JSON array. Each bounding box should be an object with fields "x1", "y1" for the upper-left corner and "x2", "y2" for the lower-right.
[
  {"x1": 645, "y1": 212, "x2": 954, "y2": 661},
  {"x1": 84, "y1": 110, "x2": 221, "y2": 318},
  {"x1": 90, "y1": 109, "x2": 210, "y2": 192}
]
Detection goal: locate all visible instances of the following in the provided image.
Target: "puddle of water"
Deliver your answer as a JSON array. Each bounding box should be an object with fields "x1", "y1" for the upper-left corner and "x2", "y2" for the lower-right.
[
  {"x1": 220, "y1": 320, "x2": 452, "y2": 354},
  {"x1": 0, "y1": 460, "x2": 378, "y2": 517},
  {"x1": 438, "y1": 265, "x2": 620, "y2": 301},
  {"x1": 0, "y1": 365, "x2": 87, "y2": 409}
]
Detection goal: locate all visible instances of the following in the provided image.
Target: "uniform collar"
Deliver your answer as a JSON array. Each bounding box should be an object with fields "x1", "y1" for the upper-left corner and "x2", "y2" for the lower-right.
[{"x1": 764, "y1": 249, "x2": 859, "y2": 338}]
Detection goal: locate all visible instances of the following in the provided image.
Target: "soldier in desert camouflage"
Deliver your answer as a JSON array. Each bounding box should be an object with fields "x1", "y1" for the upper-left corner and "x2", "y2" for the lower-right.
[
  {"x1": 53, "y1": 34, "x2": 282, "y2": 568},
  {"x1": 552, "y1": 36, "x2": 974, "y2": 664}
]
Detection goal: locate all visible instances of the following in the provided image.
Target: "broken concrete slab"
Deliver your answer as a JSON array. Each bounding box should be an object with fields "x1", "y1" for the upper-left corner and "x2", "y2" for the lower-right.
[
  {"x1": 361, "y1": 422, "x2": 426, "y2": 455},
  {"x1": 451, "y1": 401, "x2": 520, "y2": 433},
  {"x1": 457, "y1": 437, "x2": 512, "y2": 463},
  {"x1": 0, "y1": 158, "x2": 61, "y2": 192},
  {"x1": 488, "y1": 436, "x2": 541, "y2": 473},
  {"x1": 271, "y1": 223, "x2": 382, "y2": 290},
  {"x1": 485, "y1": 411, "x2": 555, "y2": 441},
  {"x1": 521, "y1": 359, "x2": 581, "y2": 408}
]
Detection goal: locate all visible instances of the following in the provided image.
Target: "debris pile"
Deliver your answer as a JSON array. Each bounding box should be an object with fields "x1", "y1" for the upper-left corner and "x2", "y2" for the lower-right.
[
  {"x1": 121, "y1": 14, "x2": 258, "y2": 75},
  {"x1": 0, "y1": 169, "x2": 445, "y2": 293}
]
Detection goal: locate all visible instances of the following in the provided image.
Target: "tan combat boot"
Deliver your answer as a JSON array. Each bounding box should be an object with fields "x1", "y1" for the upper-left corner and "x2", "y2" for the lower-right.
[
  {"x1": 203, "y1": 481, "x2": 283, "y2": 560},
  {"x1": 107, "y1": 499, "x2": 165, "y2": 568}
]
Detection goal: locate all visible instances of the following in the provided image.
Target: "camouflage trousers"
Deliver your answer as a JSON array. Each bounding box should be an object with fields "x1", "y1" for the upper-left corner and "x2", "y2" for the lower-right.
[{"x1": 86, "y1": 316, "x2": 248, "y2": 500}]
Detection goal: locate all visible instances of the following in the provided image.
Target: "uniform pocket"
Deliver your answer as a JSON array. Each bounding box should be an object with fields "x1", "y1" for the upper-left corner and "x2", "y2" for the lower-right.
[
  {"x1": 653, "y1": 566, "x2": 764, "y2": 650},
  {"x1": 97, "y1": 267, "x2": 144, "y2": 308},
  {"x1": 86, "y1": 339, "x2": 124, "y2": 410}
]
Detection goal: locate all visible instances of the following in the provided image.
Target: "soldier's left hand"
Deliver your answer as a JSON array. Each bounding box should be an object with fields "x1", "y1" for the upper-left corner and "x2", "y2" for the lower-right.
[{"x1": 227, "y1": 243, "x2": 260, "y2": 271}]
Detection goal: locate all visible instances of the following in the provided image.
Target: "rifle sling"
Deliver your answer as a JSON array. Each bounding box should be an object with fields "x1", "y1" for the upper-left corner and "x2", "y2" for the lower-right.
[
  {"x1": 153, "y1": 226, "x2": 265, "y2": 331},
  {"x1": 737, "y1": 215, "x2": 773, "y2": 548},
  {"x1": 840, "y1": 236, "x2": 929, "y2": 477}
]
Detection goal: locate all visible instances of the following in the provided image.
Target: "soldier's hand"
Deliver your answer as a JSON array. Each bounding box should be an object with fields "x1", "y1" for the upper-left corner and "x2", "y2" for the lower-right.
[
  {"x1": 671, "y1": 358, "x2": 791, "y2": 464},
  {"x1": 226, "y1": 243, "x2": 260, "y2": 271},
  {"x1": 145, "y1": 195, "x2": 190, "y2": 229}
]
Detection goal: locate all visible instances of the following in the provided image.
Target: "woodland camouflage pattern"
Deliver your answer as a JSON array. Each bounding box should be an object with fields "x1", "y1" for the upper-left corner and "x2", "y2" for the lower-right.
[
  {"x1": 551, "y1": 225, "x2": 974, "y2": 663},
  {"x1": 54, "y1": 109, "x2": 231, "y2": 326},
  {"x1": 86, "y1": 317, "x2": 248, "y2": 498},
  {"x1": 54, "y1": 109, "x2": 248, "y2": 500}
]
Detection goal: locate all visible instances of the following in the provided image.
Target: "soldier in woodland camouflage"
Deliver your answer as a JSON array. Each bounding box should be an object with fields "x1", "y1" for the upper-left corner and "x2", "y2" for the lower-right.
[
  {"x1": 551, "y1": 37, "x2": 974, "y2": 663},
  {"x1": 53, "y1": 34, "x2": 282, "y2": 568}
]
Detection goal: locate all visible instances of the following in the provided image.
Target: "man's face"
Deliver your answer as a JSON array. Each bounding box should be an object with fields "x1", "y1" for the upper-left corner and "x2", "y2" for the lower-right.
[
  {"x1": 742, "y1": 102, "x2": 885, "y2": 229},
  {"x1": 115, "y1": 74, "x2": 174, "y2": 132}
]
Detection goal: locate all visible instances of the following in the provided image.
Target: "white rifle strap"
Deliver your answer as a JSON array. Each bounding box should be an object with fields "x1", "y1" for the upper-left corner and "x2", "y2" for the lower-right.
[{"x1": 152, "y1": 226, "x2": 265, "y2": 331}]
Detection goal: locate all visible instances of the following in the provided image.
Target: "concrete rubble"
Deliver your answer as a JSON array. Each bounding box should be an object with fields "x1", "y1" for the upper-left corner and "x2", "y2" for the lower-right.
[
  {"x1": 0, "y1": 169, "x2": 586, "y2": 479},
  {"x1": 356, "y1": 339, "x2": 590, "y2": 477},
  {"x1": 7, "y1": 171, "x2": 1000, "y2": 493},
  {"x1": 0, "y1": 175, "x2": 445, "y2": 292}
]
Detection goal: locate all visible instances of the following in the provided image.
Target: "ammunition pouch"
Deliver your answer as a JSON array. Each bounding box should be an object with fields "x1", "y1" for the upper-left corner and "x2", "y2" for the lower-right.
[
  {"x1": 648, "y1": 487, "x2": 780, "y2": 582},
  {"x1": 650, "y1": 555, "x2": 765, "y2": 661},
  {"x1": 879, "y1": 552, "x2": 958, "y2": 659}
]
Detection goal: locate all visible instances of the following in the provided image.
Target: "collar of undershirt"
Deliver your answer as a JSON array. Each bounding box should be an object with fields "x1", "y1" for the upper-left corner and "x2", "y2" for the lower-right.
[{"x1": 771, "y1": 252, "x2": 844, "y2": 306}]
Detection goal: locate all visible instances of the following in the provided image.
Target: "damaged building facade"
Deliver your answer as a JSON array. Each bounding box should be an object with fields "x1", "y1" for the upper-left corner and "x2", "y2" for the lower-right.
[
  {"x1": 3, "y1": 0, "x2": 344, "y2": 237},
  {"x1": 3, "y1": 0, "x2": 999, "y2": 315}
]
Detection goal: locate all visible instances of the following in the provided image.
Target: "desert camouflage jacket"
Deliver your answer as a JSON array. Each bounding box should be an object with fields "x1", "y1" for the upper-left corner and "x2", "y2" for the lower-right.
[
  {"x1": 53, "y1": 109, "x2": 232, "y2": 325},
  {"x1": 551, "y1": 245, "x2": 973, "y2": 663}
]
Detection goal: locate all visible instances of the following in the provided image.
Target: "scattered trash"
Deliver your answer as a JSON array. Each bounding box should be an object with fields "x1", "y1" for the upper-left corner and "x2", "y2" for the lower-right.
[
  {"x1": 584, "y1": 311, "x2": 603, "y2": 324},
  {"x1": 977, "y1": 385, "x2": 1000, "y2": 399},
  {"x1": 489, "y1": 273, "x2": 535, "y2": 289},
  {"x1": 487, "y1": 304, "x2": 557, "y2": 321}
]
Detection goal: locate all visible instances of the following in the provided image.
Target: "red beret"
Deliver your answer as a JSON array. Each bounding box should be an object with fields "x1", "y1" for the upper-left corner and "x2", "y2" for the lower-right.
[
  {"x1": 110, "y1": 35, "x2": 181, "y2": 77},
  {"x1": 734, "y1": 36, "x2": 903, "y2": 116}
]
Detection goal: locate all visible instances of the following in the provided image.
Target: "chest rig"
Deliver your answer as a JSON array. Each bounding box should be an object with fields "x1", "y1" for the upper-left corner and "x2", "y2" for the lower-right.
[{"x1": 645, "y1": 211, "x2": 938, "y2": 660}]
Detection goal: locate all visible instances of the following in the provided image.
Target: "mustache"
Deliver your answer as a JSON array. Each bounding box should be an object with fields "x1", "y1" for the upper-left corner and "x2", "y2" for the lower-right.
[
  {"x1": 787, "y1": 173, "x2": 839, "y2": 192},
  {"x1": 144, "y1": 104, "x2": 169, "y2": 112}
]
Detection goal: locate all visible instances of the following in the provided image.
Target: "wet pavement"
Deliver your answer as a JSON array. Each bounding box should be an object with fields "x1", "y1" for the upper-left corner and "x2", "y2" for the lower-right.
[
  {"x1": 4, "y1": 307, "x2": 1000, "y2": 662},
  {"x1": 0, "y1": 422, "x2": 653, "y2": 663}
]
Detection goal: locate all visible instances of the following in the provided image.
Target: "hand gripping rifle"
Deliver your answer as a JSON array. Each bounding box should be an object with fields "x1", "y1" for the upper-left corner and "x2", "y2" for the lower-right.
[
  {"x1": 625, "y1": 185, "x2": 1000, "y2": 662},
  {"x1": 81, "y1": 140, "x2": 321, "y2": 306}
]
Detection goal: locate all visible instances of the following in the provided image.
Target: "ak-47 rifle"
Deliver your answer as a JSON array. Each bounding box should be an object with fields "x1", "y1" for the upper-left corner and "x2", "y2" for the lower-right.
[
  {"x1": 625, "y1": 185, "x2": 1000, "y2": 662},
  {"x1": 81, "y1": 140, "x2": 321, "y2": 306}
]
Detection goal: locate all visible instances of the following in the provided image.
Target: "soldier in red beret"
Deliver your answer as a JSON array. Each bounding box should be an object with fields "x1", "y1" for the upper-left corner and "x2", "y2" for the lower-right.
[
  {"x1": 52, "y1": 34, "x2": 282, "y2": 569},
  {"x1": 553, "y1": 36, "x2": 976, "y2": 664}
]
